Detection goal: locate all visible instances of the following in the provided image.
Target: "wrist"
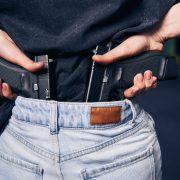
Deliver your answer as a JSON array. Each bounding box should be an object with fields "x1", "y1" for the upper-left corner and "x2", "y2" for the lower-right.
[
  {"x1": 144, "y1": 29, "x2": 164, "y2": 51},
  {"x1": 158, "y1": 3, "x2": 180, "y2": 40}
]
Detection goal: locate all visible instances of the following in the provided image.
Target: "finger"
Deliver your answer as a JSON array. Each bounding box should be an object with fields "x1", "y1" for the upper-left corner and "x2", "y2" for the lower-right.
[
  {"x1": 144, "y1": 71, "x2": 153, "y2": 90},
  {"x1": 133, "y1": 73, "x2": 145, "y2": 90},
  {"x1": 124, "y1": 73, "x2": 144, "y2": 98},
  {"x1": 124, "y1": 72, "x2": 158, "y2": 98},
  {"x1": 2, "y1": 83, "x2": 17, "y2": 100},
  {"x1": 0, "y1": 35, "x2": 44, "y2": 72},
  {"x1": 124, "y1": 80, "x2": 157, "y2": 98},
  {"x1": 152, "y1": 76, "x2": 157, "y2": 84},
  {"x1": 92, "y1": 35, "x2": 149, "y2": 64},
  {"x1": 124, "y1": 73, "x2": 148, "y2": 98},
  {"x1": 144, "y1": 71, "x2": 158, "y2": 90}
]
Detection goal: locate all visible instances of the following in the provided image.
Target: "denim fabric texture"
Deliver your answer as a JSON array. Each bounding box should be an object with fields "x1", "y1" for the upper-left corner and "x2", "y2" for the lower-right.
[{"x1": 0, "y1": 96, "x2": 162, "y2": 180}]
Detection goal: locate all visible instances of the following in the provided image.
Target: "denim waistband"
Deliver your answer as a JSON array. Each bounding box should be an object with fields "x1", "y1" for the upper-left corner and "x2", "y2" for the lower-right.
[{"x1": 12, "y1": 96, "x2": 142, "y2": 131}]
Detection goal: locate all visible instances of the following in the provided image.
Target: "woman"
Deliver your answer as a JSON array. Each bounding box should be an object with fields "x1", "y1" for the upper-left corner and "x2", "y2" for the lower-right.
[{"x1": 0, "y1": 1, "x2": 179, "y2": 179}]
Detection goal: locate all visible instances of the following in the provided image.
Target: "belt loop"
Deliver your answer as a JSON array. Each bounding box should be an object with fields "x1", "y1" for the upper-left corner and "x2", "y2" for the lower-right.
[
  {"x1": 126, "y1": 99, "x2": 141, "y2": 123},
  {"x1": 50, "y1": 101, "x2": 58, "y2": 135}
]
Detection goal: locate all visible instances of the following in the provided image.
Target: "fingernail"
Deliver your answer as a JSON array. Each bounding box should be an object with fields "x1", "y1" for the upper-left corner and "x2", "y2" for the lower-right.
[{"x1": 145, "y1": 71, "x2": 152, "y2": 80}]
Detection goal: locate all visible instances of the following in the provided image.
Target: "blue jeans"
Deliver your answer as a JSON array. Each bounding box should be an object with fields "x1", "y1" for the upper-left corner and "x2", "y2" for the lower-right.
[{"x1": 0, "y1": 96, "x2": 162, "y2": 180}]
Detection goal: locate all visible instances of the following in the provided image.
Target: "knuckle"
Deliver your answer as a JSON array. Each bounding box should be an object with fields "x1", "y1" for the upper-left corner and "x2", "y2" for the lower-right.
[
  {"x1": 25, "y1": 63, "x2": 34, "y2": 71},
  {"x1": 134, "y1": 87, "x2": 140, "y2": 92},
  {"x1": 0, "y1": 34, "x2": 6, "y2": 43},
  {"x1": 138, "y1": 83, "x2": 145, "y2": 89},
  {"x1": 145, "y1": 82, "x2": 153, "y2": 88},
  {"x1": 145, "y1": 80, "x2": 154, "y2": 89},
  {"x1": 0, "y1": 29, "x2": 4, "y2": 35}
]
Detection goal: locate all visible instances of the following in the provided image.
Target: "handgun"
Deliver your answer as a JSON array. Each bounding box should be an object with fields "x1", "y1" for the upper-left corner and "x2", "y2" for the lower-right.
[
  {"x1": 0, "y1": 50, "x2": 177, "y2": 102},
  {"x1": 0, "y1": 55, "x2": 56, "y2": 100},
  {"x1": 86, "y1": 46, "x2": 178, "y2": 102}
]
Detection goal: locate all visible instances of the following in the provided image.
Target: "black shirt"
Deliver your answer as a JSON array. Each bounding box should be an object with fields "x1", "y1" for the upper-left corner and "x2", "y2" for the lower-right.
[{"x1": 0, "y1": 0, "x2": 176, "y2": 103}]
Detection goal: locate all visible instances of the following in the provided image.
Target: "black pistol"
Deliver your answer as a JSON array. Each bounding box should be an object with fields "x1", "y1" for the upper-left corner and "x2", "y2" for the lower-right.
[
  {"x1": 0, "y1": 55, "x2": 55, "y2": 100},
  {"x1": 86, "y1": 46, "x2": 178, "y2": 102}
]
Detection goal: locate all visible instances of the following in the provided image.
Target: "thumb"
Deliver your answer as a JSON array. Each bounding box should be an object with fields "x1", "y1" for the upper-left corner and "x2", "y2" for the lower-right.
[
  {"x1": 92, "y1": 35, "x2": 150, "y2": 64},
  {"x1": 0, "y1": 35, "x2": 44, "y2": 72}
]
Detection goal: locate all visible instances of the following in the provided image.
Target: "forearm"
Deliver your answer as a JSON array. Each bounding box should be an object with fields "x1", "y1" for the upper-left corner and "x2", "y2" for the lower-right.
[{"x1": 158, "y1": 3, "x2": 180, "y2": 40}]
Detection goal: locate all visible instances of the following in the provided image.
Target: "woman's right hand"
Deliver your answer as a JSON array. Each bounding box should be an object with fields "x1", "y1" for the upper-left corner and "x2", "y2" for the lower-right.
[
  {"x1": 92, "y1": 3, "x2": 180, "y2": 98},
  {"x1": 0, "y1": 29, "x2": 44, "y2": 100}
]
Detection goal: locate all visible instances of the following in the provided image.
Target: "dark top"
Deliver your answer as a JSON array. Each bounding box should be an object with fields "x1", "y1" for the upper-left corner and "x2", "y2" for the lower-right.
[{"x1": 0, "y1": 0, "x2": 176, "y2": 123}]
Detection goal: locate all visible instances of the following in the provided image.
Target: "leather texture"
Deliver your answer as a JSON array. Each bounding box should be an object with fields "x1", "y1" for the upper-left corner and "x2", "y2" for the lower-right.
[{"x1": 90, "y1": 106, "x2": 121, "y2": 125}]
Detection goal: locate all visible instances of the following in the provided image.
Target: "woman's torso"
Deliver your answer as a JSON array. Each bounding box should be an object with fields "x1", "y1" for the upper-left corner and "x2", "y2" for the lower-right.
[{"x1": 0, "y1": 0, "x2": 175, "y2": 101}]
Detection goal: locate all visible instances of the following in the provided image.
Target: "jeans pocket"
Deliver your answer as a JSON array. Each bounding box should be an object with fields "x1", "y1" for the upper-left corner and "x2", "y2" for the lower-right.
[
  {"x1": 81, "y1": 146, "x2": 155, "y2": 180},
  {"x1": 0, "y1": 150, "x2": 43, "y2": 180}
]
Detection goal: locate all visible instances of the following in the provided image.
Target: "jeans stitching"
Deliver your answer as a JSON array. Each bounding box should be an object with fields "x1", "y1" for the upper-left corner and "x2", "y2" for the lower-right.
[
  {"x1": 50, "y1": 102, "x2": 58, "y2": 134},
  {"x1": 149, "y1": 149, "x2": 155, "y2": 180},
  {"x1": 12, "y1": 98, "x2": 142, "y2": 130},
  {"x1": 81, "y1": 146, "x2": 153, "y2": 179},
  {"x1": 6, "y1": 126, "x2": 58, "y2": 160},
  {"x1": 60, "y1": 118, "x2": 147, "y2": 162},
  {"x1": 17, "y1": 96, "x2": 128, "y2": 106},
  {"x1": 0, "y1": 150, "x2": 43, "y2": 175},
  {"x1": 58, "y1": 110, "x2": 145, "y2": 158}
]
